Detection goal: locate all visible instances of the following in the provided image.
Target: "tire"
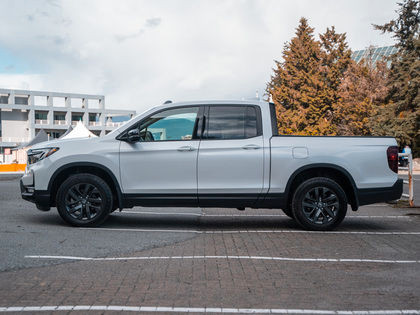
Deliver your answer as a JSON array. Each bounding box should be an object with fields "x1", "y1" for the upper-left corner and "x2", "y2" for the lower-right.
[
  {"x1": 281, "y1": 208, "x2": 294, "y2": 218},
  {"x1": 291, "y1": 177, "x2": 347, "y2": 231},
  {"x1": 56, "y1": 173, "x2": 113, "y2": 227}
]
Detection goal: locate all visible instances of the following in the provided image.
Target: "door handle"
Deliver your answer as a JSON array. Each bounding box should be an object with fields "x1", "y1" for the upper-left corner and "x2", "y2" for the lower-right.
[
  {"x1": 242, "y1": 144, "x2": 261, "y2": 150},
  {"x1": 177, "y1": 146, "x2": 195, "y2": 152}
]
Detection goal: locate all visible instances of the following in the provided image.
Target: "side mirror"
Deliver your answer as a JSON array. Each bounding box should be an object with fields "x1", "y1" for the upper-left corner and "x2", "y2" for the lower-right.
[{"x1": 127, "y1": 129, "x2": 140, "y2": 143}]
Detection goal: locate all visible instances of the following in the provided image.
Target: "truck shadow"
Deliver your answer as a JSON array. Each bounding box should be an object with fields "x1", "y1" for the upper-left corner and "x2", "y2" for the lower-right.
[
  {"x1": 98, "y1": 212, "x2": 403, "y2": 232},
  {"x1": 29, "y1": 210, "x2": 410, "y2": 232}
]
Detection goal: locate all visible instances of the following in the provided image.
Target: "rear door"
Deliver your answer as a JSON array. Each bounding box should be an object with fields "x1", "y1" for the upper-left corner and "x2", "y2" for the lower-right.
[{"x1": 197, "y1": 105, "x2": 264, "y2": 207}]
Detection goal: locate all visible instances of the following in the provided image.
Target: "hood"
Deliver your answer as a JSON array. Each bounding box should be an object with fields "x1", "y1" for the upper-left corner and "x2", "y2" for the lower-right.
[{"x1": 30, "y1": 136, "x2": 100, "y2": 150}]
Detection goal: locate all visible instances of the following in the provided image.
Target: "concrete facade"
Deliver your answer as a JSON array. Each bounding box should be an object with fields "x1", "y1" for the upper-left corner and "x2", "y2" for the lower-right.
[{"x1": 0, "y1": 88, "x2": 136, "y2": 150}]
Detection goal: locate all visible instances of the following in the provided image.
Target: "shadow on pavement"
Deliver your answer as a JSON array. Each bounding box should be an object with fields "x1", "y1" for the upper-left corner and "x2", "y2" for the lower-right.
[{"x1": 25, "y1": 209, "x2": 411, "y2": 232}]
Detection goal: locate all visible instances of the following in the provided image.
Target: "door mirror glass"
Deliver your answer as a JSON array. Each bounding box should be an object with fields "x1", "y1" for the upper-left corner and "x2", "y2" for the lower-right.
[{"x1": 127, "y1": 128, "x2": 140, "y2": 142}]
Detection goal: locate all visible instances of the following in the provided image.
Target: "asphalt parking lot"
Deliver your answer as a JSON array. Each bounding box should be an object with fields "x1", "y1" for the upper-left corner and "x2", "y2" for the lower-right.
[{"x1": 1, "y1": 175, "x2": 420, "y2": 314}]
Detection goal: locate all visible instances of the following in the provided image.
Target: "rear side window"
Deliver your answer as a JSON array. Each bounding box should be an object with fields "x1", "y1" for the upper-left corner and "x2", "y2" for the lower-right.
[{"x1": 205, "y1": 106, "x2": 260, "y2": 140}]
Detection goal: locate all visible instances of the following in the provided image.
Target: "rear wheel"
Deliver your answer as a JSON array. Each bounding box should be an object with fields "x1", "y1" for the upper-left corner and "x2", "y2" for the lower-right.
[
  {"x1": 291, "y1": 177, "x2": 347, "y2": 231},
  {"x1": 56, "y1": 174, "x2": 112, "y2": 227}
]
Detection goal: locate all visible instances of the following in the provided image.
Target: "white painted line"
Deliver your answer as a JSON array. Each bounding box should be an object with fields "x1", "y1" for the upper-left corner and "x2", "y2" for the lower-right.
[
  {"x1": 80, "y1": 227, "x2": 420, "y2": 235},
  {"x1": 122, "y1": 211, "x2": 410, "y2": 219},
  {"x1": 25, "y1": 255, "x2": 420, "y2": 264},
  {"x1": 0, "y1": 305, "x2": 419, "y2": 314}
]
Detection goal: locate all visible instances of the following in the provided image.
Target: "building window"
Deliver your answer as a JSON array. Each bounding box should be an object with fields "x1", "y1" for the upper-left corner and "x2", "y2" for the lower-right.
[
  {"x1": 89, "y1": 114, "x2": 99, "y2": 122},
  {"x1": 54, "y1": 114, "x2": 65, "y2": 120},
  {"x1": 48, "y1": 131, "x2": 61, "y2": 139},
  {"x1": 15, "y1": 96, "x2": 28, "y2": 105},
  {"x1": 0, "y1": 95, "x2": 8, "y2": 104},
  {"x1": 35, "y1": 112, "x2": 48, "y2": 120},
  {"x1": 72, "y1": 114, "x2": 83, "y2": 122}
]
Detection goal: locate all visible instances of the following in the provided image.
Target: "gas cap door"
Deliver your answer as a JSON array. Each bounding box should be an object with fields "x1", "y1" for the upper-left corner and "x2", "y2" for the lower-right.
[{"x1": 292, "y1": 146, "x2": 309, "y2": 159}]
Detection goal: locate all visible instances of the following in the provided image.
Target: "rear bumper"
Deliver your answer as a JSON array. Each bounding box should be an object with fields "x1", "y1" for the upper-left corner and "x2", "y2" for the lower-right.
[
  {"x1": 357, "y1": 179, "x2": 403, "y2": 206},
  {"x1": 20, "y1": 179, "x2": 51, "y2": 211}
]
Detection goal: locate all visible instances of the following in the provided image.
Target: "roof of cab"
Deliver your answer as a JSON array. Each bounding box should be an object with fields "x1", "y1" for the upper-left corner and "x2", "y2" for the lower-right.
[{"x1": 163, "y1": 99, "x2": 269, "y2": 107}]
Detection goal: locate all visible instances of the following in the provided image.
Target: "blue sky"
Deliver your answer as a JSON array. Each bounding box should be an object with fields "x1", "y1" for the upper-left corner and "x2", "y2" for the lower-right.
[
  {"x1": 0, "y1": 0, "x2": 397, "y2": 112},
  {"x1": 0, "y1": 48, "x2": 30, "y2": 73}
]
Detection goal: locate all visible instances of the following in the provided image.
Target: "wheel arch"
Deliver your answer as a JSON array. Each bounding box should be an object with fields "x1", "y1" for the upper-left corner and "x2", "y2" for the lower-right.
[
  {"x1": 284, "y1": 163, "x2": 359, "y2": 211},
  {"x1": 48, "y1": 162, "x2": 123, "y2": 210}
]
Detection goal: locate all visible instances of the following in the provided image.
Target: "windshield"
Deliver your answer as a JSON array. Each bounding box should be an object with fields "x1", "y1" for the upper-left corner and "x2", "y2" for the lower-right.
[{"x1": 106, "y1": 105, "x2": 161, "y2": 137}]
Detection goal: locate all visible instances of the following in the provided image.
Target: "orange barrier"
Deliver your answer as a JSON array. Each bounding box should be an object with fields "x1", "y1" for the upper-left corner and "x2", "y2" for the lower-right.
[{"x1": 0, "y1": 164, "x2": 26, "y2": 172}]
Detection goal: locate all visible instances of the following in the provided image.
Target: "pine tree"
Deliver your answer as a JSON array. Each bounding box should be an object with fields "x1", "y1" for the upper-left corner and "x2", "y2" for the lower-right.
[
  {"x1": 267, "y1": 18, "x2": 331, "y2": 135},
  {"x1": 319, "y1": 26, "x2": 352, "y2": 133},
  {"x1": 336, "y1": 58, "x2": 389, "y2": 135},
  {"x1": 373, "y1": 0, "x2": 420, "y2": 155}
]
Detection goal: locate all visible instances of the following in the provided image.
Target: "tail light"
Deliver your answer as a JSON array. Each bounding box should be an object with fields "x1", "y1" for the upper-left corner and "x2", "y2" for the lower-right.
[{"x1": 387, "y1": 146, "x2": 399, "y2": 173}]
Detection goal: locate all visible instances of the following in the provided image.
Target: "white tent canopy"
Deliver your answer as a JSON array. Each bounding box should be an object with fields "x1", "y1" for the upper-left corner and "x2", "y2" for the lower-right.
[{"x1": 61, "y1": 121, "x2": 98, "y2": 139}]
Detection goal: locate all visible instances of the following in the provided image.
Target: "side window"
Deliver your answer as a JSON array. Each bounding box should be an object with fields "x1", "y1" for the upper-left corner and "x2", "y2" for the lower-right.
[
  {"x1": 138, "y1": 107, "x2": 199, "y2": 141},
  {"x1": 206, "y1": 106, "x2": 259, "y2": 140}
]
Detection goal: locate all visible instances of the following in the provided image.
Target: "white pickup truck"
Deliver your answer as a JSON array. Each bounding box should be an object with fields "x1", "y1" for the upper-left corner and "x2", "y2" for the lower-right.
[{"x1": 20, "y1": 100, "x2": 402, "y2": 230}]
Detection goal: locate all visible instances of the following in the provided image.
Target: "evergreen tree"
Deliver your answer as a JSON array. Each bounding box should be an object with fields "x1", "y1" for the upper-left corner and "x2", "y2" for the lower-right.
[
  {"x1": 336, "y1": 58, "x2": 389, "y2": 135},
  {"x1": 319, "y1": 26, "x2": 352, "y2": 132},
  {"x1": 373, "y1": 0, "x2": 420, "y2": 155},
  {"x1": 267, "y1": 18, "x2": 330, "y2": 135}
]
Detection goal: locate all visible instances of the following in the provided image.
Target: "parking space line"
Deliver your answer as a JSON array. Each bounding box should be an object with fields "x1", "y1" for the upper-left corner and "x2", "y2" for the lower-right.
[
  {"x1": 25, "y1": 255, "x2": 420, "y2": 264},
  {"x1": 0, "y1": 305, "x2": 419, "y2": 314},
  {"x1": 80, "y1": 227, "x2": 420, "y2": 235},
  {"x1": 122, "y1": 211, "x2": 411, "y2": 219}
]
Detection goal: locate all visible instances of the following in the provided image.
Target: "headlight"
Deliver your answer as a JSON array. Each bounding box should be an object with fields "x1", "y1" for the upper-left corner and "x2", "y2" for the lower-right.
[{"x1": 27, "y1": 147, "x2": 60, "y2": 165}]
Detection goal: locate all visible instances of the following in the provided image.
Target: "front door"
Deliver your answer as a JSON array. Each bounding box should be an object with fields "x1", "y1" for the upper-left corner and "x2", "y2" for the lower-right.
[
  {"x1": 119, "y1": 106, "x2": 202, "y2": 206},
  {"x1": 197, "y1": 105, "x2": 264, "y2": 207}
]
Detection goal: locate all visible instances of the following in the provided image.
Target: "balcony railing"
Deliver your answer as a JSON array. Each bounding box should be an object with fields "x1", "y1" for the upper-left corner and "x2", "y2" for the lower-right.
[
  {"x1": 0, "y1": 137, "x2": 31, "y2": 143},
  {"x1": 35, "y1": 119, "x2": 48, "y2": 125},
  {"x1": 54, "y1": 120, "x2": 67, "y2": 125},
  {"x1": 89, "y1": 121, "x2": 101, "y2": 126},
  {"x1": 106, "y1": 122, "x2": 123, "y2": 127}
]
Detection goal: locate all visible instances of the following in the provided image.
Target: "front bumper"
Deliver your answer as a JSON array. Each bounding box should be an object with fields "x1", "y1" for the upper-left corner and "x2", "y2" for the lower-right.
[
  {"x1": 357, "y1": 179, "x2": 403, "y2": 206},
  {"x1": 20, "y1": 179, "x2": 51, "y2": 211}
]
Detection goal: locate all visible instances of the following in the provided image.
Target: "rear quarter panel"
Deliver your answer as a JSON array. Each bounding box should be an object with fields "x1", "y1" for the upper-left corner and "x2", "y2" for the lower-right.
[{"x1": 269, "y1": 136, "x2": 398, "y2": 193}]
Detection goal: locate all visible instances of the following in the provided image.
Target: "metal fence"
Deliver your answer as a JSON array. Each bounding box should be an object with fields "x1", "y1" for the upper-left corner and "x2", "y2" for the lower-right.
[{"x1": 398, "y1": 152, "x2": 414, "y2": 207}]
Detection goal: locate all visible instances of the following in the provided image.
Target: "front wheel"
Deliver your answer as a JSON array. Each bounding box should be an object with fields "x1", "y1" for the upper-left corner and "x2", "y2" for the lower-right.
[
  {"x1": 291, "y1": 177, "x2": 347, "y2": 231},
  {"x1": 56, "y1": 173, "x2": 112, "y2": 227}
]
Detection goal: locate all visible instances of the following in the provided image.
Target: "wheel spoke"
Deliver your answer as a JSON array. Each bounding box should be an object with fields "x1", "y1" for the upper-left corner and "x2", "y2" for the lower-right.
[
  {"x1": 68, "y1": 189, "x2": 80, "y2": 201},
  {"x1": 88, "y1": 197, "x2": 102, "y2": 204},
  {"x1": 302, "y1": 202, "x2": 316, "y2": 208},
  {"x1": 68, "y1": 204, "x2": 82, "y2": 213},
  {"x1": 324, "y1": 194, "x2": 337, "y2": 203},
  {"x1": 323, "y1": 206, "x2": 335, "y2": 218},
  {"x1": 85, "y1": 204, "x2": 92, "y2": 219},
  {"x1": 313, "y1": 209, "x2": 321, "y2": 222}
]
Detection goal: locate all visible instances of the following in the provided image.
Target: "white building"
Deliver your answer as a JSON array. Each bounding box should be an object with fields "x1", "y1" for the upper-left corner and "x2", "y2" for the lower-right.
[{"x1": 0, "y1": 88, "x2": 135, "y2": 163}]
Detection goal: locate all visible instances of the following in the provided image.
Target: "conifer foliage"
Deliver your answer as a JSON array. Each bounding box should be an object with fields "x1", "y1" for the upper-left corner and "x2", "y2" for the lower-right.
[
  {"x1": 267, "y1": 3, "x2": 419, "y2": 157},
  {"x1": 267, "y1": 18, "x2": 330, "y2": 135},
  {"x1": 267, "y1": 18, "x2": 353, "y2": 135},
  {"x1": 372, "y1": 0, "x2": 420, "y2": 155}
]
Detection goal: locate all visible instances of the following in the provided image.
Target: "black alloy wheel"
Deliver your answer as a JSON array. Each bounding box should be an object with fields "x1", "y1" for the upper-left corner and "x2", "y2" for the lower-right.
[
  {"x1": 56, "y1": 174, "x2": 112, "y2": 227},
  {"x1": 291, "y1": 177, "x2": 347, "y2": 231},
  {"x1": 301, "y1": 186, "x2": 339, "y2": 225},
  {"x1": 65, "y1": 183, "x2": 103, "y2": 221}
]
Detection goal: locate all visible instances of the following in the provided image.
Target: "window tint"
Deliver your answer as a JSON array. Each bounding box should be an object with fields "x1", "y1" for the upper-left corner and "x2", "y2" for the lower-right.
[
  {"x1": 206, "y1": 106, "x2": 258, "y2": 140},
  {"x1": 138, "y1": 107, "x2": 199, "y2": 141}
]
